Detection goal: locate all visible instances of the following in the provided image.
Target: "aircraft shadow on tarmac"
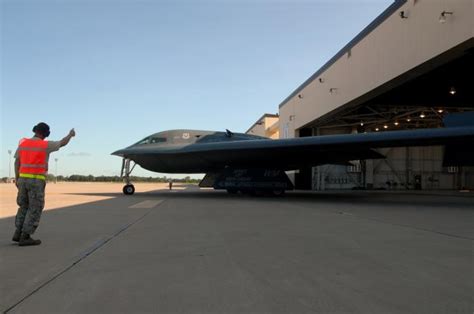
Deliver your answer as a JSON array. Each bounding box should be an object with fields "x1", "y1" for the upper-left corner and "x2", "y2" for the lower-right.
[
  {"x1": 61, "y1": 185, "x2": 474, "y2": 209},
  {"x1": 1, "y1": 187, "x2": 472, "y2": 253}
]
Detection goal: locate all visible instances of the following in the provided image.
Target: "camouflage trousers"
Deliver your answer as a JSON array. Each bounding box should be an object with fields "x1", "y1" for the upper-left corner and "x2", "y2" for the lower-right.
[{"x1": 15, "y1": 177, "x2": 46, "y2": 235}]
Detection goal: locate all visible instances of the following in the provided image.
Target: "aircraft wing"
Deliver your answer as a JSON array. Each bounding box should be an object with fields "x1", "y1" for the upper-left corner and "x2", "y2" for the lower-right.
[{"x1": 117, "y1": 124, "x2": 474, "y2": 172}]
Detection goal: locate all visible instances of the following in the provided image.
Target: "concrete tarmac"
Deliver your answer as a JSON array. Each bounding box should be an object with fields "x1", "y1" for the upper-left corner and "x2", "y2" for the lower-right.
[{"x1": 1, "y1": 184, "x2": 473, "y2": 314}]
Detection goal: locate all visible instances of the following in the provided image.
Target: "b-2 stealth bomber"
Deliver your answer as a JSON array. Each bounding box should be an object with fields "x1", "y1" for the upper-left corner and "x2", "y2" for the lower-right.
[{"x1": 112, "y1": 113, "x2": 474, "y2": 195}]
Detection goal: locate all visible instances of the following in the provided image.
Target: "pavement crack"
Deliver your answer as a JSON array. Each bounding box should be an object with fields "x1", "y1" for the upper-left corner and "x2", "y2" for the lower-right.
[{"x1": 3, "y1": 208, "x2": 155, "y2": 314}]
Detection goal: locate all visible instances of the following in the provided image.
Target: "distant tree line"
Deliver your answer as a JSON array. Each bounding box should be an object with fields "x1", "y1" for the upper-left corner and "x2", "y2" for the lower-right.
[{"x1": 1, "y1": 175, "x2": 200, "y2": 184}]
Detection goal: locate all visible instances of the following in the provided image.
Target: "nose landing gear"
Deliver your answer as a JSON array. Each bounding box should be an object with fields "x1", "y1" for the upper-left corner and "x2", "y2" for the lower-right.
[
  {"x1": 121, "y1": 158, "x2": 136, "y2": 195},
  {"x1": 123, "y1": 184, "x2": 135, "y2": 195}
]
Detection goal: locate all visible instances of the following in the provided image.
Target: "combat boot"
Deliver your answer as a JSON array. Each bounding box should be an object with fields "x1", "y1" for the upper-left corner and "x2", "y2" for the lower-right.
[
  {"x1": 18, "y1": 233, "x2": 41, "y2": 246},
  {"x1": 12, "y1": 229, "x2": 22, "y2": 242}
]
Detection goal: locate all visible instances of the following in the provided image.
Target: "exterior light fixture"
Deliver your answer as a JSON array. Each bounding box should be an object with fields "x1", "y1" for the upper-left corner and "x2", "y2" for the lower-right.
[
  {"x1": 439, "y1": 11, "x2": 453, "y2": 23},
  {"x1": 449, "y1": 87, "x2": 456, "y2": 95},
  {"x1": 298, "y1": 94, "x2": 303, "y2": 99},
  {"x1": 406, "y1": 116, "x2": 411, "y2": 122},
  {"x1": 420, "y1": 112, "x2": 425, "y2": 118},
  {"x1": 318, "y1": 78, "x2": 324, "y2": 83},
  {"x1": 437, "y1": 108, "x2": 444, "y2": 113},
  {"x1": 360, "y1": 121, "x2": 364, "y2": 126},
  {"x1": 329, "y1": 88, "x2": 338, "y2": 94},
  {"x1": 394, "y1": 121, "x2": 399, "y2": 126},
  {"x1": 383, "y1": 125, "x2": 388, "y2": 129},
  {"x1": 399, "y1": 11, "x2": 408, "y2": 19},
  {"x1": 375, "y1": 127, "x2": 380, "y2": 132}
]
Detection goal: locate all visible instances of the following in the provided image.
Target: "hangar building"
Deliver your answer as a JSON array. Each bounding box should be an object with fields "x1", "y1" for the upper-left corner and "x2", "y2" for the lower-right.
[
  {"x1": 246, "y1": 113, "x2": 280, "y2": 139},
  {"x1": 247, "y1": 0, "x2": 473, "y2": 190}
]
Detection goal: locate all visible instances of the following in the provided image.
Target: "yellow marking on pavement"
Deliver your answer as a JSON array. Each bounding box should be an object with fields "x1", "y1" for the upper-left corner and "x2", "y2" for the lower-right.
[{"x1": 129, "y1": 200, "x2": 163, "y2": 209}]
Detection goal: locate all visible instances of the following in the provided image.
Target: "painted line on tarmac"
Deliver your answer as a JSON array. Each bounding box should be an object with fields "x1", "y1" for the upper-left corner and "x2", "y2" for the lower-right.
[
  {"x1": 3, "y1": 202, "x2": 164, "y2": 313},
  {"x1": 129, "y1": 200, "x2": 163, "y2": 208}
]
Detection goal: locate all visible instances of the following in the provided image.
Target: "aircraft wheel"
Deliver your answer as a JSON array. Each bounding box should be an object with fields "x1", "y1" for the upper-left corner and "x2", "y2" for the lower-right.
[
  {"x1": 123, "y1": 184, "x2": 135, "y2": 195},
  {"x1": 271, "y1": 189, "x2": 285, "y2": 196}
]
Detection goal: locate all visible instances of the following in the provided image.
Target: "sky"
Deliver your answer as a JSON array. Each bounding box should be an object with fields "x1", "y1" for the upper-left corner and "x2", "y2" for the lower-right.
[{"x1": 1, "y1": 0, "x2": 392, "y2": 178}]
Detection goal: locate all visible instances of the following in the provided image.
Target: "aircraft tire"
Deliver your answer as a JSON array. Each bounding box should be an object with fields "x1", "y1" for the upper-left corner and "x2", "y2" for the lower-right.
[
  {"x1": 123, "y1": 184, "x2": 135, "y2": 195},
  {"x1": 271, "y1": 189, "x2": 285, "y2": 196}
]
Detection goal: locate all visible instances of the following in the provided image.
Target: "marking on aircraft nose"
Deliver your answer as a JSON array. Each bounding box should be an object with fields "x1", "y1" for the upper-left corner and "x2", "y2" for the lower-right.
[{"x1": 129, "y1": 200, "x2": 163, "y2": 208}]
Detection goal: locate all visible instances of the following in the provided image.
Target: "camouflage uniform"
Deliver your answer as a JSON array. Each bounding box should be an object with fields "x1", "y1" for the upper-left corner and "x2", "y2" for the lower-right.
[{"x1": 15, "y1": 177, "x2": 46, "y2": 235}]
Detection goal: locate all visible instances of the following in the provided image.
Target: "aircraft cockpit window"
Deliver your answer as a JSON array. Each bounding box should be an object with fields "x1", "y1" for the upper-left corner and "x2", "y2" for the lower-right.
[
  {"x1": 136, "y1": 137, "x2": 151, "y2": 145},
  {"x1": 150, "y1": 137, "x2": 166, "y2": 144}
]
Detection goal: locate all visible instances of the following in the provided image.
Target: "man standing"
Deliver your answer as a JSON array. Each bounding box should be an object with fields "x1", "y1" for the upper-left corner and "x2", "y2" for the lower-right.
[{"x1": 13, "y1": 122, "x2": 76, "y2": 246}]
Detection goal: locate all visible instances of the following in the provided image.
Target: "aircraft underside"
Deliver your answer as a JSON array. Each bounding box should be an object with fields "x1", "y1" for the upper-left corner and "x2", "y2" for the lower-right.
[
  {"x1": 199, "y1": 168, "x2": 294, "y2": 196},
  {"x1": 119, "y1": 157, "x2": 294, "y2": 196}
]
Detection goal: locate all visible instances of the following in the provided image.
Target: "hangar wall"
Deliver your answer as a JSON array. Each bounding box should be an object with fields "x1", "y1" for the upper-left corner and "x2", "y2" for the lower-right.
[{"x1": 279, "y1": 0, "x2": 473, "y2": 137}]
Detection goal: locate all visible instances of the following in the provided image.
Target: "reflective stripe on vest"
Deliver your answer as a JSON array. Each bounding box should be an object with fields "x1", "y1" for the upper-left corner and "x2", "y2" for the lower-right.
[
  {"x1": 18, "y1": 138, "x2": 48, "y2": 175},
  {"x1": 19, "y1": 173, "x2": 46, "y2": 180}
]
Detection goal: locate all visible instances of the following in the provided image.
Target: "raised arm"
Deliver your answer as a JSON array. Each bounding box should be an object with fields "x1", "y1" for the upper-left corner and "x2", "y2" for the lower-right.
[{"x1": 60, "y1": 128, "x2": 76, "y2": 147}]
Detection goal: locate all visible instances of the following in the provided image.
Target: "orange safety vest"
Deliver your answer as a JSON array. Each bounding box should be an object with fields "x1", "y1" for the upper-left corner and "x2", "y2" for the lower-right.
[{"x1": 18, "y1": 138, "x2": 49, "y2": 175}]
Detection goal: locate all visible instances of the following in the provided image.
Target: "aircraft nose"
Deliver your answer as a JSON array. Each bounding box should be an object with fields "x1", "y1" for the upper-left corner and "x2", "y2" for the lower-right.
[{"x1": 111, "y1": 149, "x2": 126, "y2": 156}]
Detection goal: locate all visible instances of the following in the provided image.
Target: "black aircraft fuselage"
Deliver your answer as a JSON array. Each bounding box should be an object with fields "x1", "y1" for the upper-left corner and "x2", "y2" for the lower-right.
[{"x1": 112, "y1": 130, "x2": 269, "y2": 173}]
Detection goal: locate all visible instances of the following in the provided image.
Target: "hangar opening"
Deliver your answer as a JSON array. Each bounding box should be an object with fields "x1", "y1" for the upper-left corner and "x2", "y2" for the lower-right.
[{"x1": 298, "y1": 42, "x2": 473, "y2": 190}]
